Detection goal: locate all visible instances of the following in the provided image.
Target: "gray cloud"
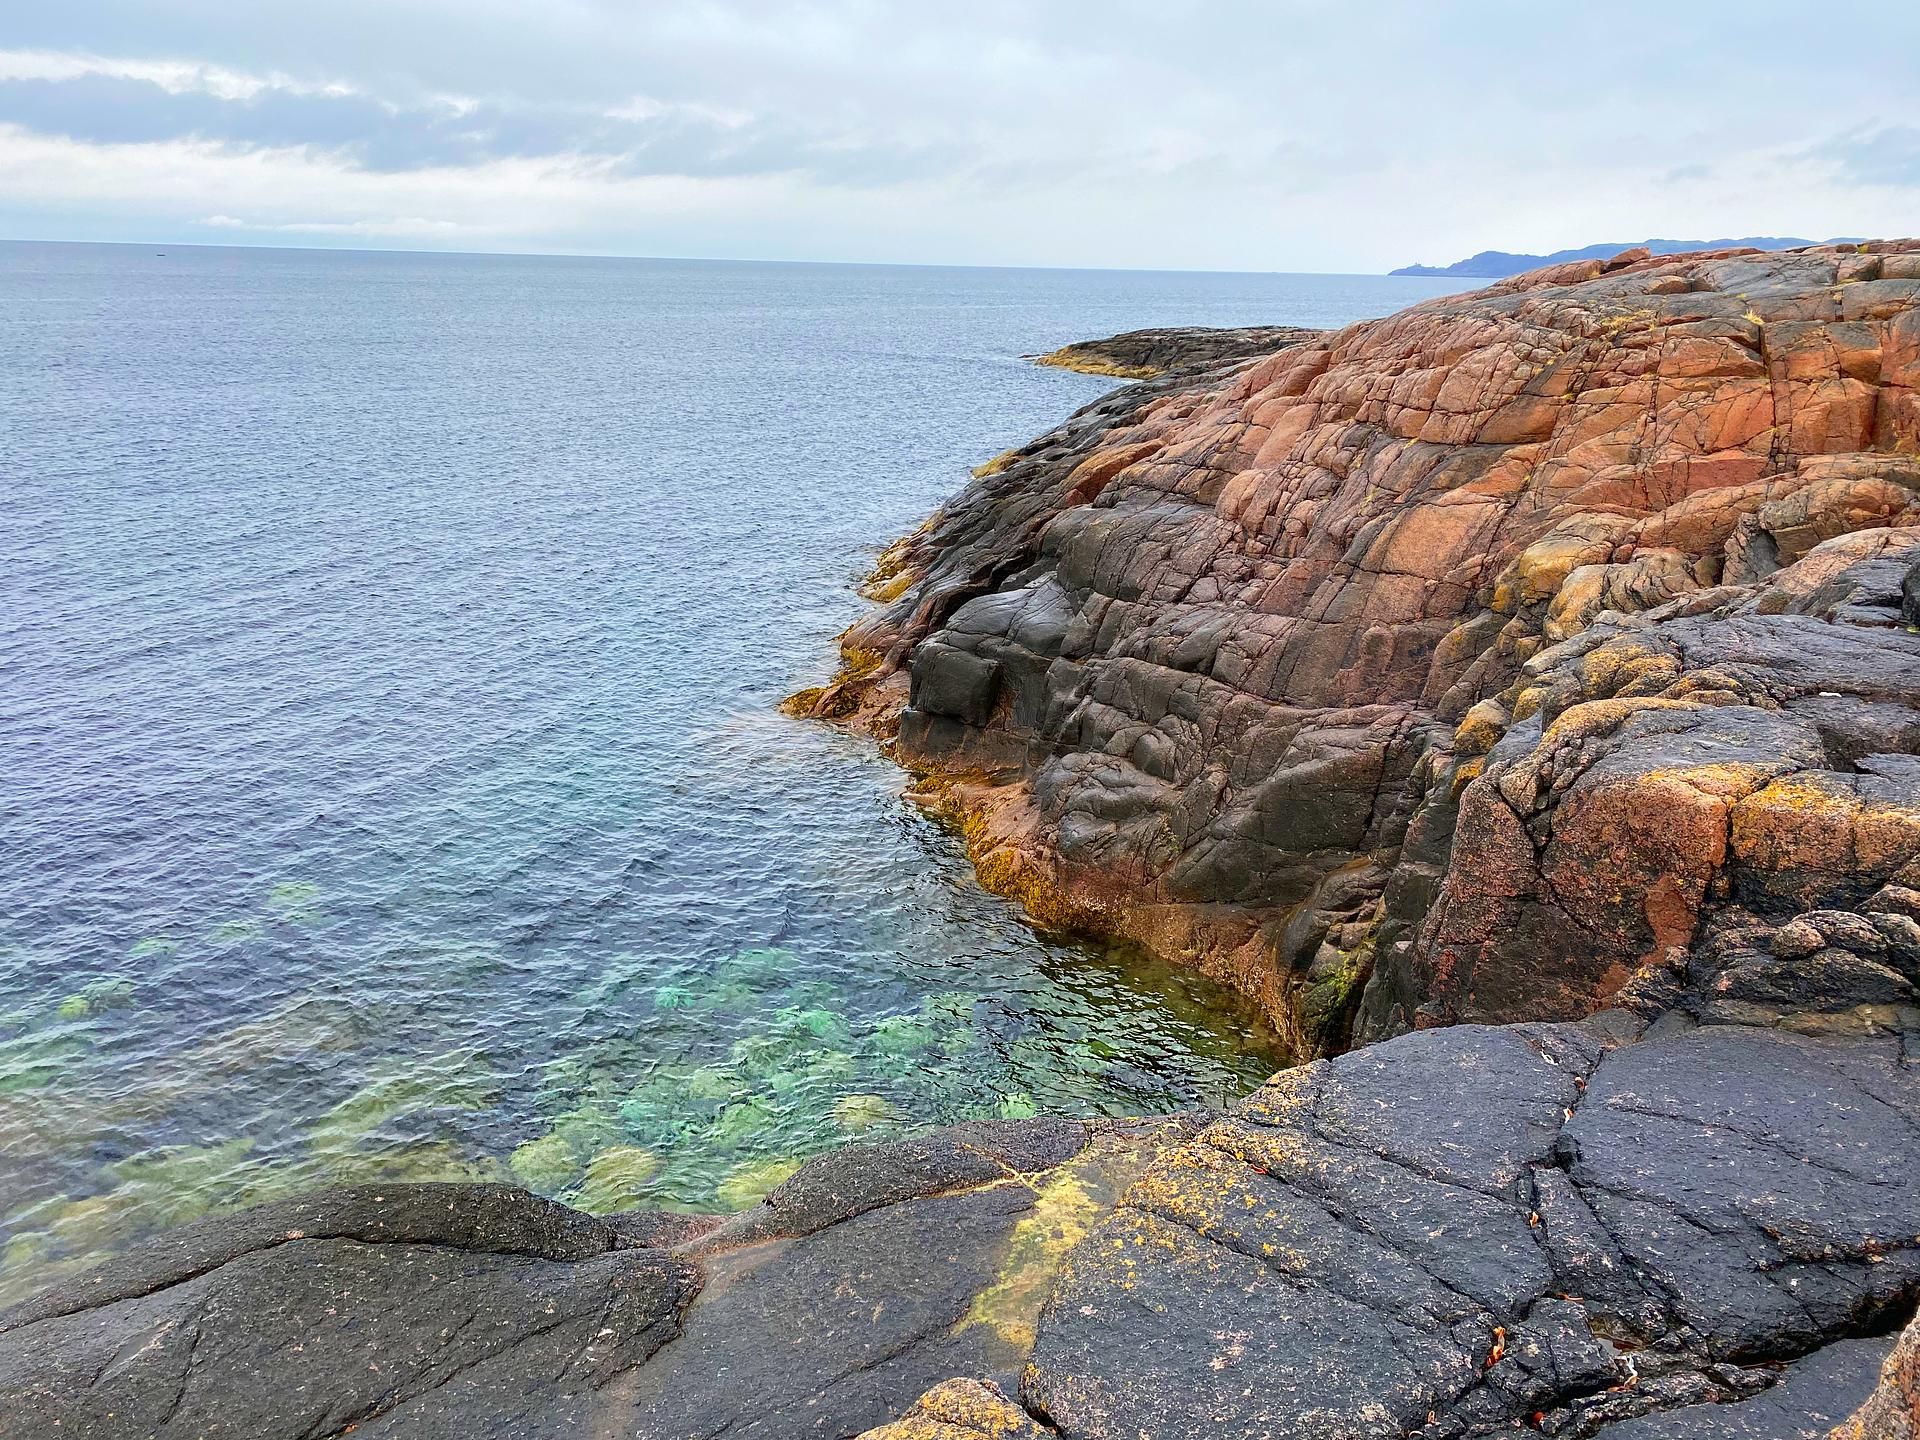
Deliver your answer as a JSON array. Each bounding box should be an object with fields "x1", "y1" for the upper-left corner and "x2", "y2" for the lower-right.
[
  {"x1": 0, "y1": 66, "x2": 969, "y2": 185},
  {"x1": 0, "y1": 3, "x2": 1916, "y2": 269}
]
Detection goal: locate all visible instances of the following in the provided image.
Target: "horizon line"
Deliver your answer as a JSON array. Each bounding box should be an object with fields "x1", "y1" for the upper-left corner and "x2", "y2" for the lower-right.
[{"x1": 0, "y1": 233, "x2": 1449, "y2": 282}]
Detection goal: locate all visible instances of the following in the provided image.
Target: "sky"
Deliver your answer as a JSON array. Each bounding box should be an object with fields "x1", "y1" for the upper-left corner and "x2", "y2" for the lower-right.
[{"x1": 1, "y1": 1, "x2": 1916, "y2": 274}]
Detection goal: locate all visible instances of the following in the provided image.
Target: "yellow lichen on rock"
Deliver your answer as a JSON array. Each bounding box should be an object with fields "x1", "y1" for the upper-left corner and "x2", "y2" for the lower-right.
[
  {"x1": 781, "y1": 645, "x2": 885, "y2": 720},
  {"x1": 1033, "y1": 349, "x2": 1159, "y2": 380},
  {"x1": 957, "y1": 1167, "x2": 1102, "y2": 1351},
  {"x1": 1452, "y1": 698, "x2": 1511, "y2": 756},
  {"x1": 1732, "y1": 771, "x2": 1920, "y2": 905},
  {"x1": 970, "y1": 449, "x2": 1021, "y2": 480},
  {"x1": 854, "y1": 1378, "x2": 1052, "y2": 1439}
]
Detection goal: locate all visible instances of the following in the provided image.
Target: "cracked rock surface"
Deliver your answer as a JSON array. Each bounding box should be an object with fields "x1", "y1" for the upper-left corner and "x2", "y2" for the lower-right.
[
  {"x1": 808, "y1": 241, "x2": 1920, "y2": 1055},
  {"x1": 0, "y1": 1184, "x2": 700, "y2": 1439},
  {"x1": 0, "y1": 1119, "x2": 1184, "y2": 1439},
  {"x1": 1023, "y1": 1015, "x2": 1918, "y2": 1438}
]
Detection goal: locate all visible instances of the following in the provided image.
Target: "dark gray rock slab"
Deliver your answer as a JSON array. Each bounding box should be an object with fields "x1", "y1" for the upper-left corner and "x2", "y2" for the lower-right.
[
  {"x1": 619, "y1": 1185, "x2": 1038, "y2": 1438},
  {"x1": 1022, "y1": 1019, "x2": 1920, "y2": 1439},
  {"x1": 0, "y1": 1182, "x2": 619, "y2": 1331},
  {"x1": 0, "y1": 1219, "x2": 695, "y2": 1440}
]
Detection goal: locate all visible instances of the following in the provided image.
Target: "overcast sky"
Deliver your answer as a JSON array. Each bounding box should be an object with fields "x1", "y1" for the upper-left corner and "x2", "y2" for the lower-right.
[{"x1": 2, "y1": 1, "x2": 1915, "y2": 273}]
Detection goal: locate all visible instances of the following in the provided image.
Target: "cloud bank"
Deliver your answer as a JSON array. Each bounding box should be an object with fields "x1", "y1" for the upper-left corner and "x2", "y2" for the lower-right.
[{"x1": 1, "y1": 2, "x2": 1916, "y2": 271}]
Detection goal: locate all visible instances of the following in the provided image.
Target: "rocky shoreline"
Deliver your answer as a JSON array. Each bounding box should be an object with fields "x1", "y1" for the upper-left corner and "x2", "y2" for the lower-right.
[
  {"x1": 799, "y1": 242, "x2": 1920, "y2": 1059},
  {"x1": 4, "y1": 245, "x2": 1918, "y2": 1437},
  {"x1": 4, "y1": 1009, "x2": 1913, "y2": 1437}
]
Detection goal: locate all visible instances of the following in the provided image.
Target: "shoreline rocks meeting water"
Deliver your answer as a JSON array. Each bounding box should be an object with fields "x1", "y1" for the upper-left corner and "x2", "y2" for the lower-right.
[{"x1": 6, "y1": 242, "x2": 1920, "y2": 1437}]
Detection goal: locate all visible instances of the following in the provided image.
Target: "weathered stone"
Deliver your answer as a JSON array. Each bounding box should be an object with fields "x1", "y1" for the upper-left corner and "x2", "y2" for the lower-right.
[
  {"x1": 1022, "y1": 1019, "x2": 1920, "y2": 1440},
  {"x1": 0, "y1": 1186, "x2": 698, "y2": 1440},
  {"x1": 800, "y1": 242, "x2": 1920, "y2": 1054}
]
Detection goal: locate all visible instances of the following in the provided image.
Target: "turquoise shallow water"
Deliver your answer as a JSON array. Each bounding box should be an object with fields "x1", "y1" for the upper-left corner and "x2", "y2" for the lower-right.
[{"x1": 0, "y1": 241, "x2": 1460, "y2": 1298}]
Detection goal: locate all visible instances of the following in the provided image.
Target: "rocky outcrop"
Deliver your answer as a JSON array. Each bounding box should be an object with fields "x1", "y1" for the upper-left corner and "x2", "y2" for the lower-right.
[
  {"x1": 1034, "y1": 325, "x2": 1324, "y2": 380},
  {"x1": 801, "y1": 241, "x2": 1920, "y2": 1056}
]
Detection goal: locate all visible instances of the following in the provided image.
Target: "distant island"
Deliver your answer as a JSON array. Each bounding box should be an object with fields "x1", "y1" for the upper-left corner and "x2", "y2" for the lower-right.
[{"x1": 1390, "y1": 235, "x2": 1862, "y2": 278}]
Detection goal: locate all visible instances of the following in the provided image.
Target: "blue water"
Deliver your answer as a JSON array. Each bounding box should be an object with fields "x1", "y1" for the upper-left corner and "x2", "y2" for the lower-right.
[{"x1": 0, "y1": 240, "x2": 1459, "y2": 1296}]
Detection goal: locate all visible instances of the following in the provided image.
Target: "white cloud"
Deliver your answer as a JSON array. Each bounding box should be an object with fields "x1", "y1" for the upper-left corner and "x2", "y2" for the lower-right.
[
  {"x1": 0, "y1": 47, "x2": 354, "y2": 102},
  {"x1": 606, "y1": 94, "x2": 752, "y2": 129},
  {"x1": 202, "y1": 212, "x2": 469, "y2": 237}
]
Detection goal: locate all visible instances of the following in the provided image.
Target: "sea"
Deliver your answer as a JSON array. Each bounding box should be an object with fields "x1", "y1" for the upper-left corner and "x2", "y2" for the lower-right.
[{"x1": 0, "y1": 240, "x2": 1460, "y2": 1297}]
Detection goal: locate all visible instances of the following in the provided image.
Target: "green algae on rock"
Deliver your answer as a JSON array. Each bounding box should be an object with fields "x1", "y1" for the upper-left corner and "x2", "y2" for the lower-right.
[
  {"x1": 832, "y1": 1093, "x2": 902, "y2": 1133},
  {"x1": 564, "y1": 1144, "x2": 664, "y2": 1213},
  {"x1": 715, "y1": 1155, "x2": 805, "y2": 1210}
]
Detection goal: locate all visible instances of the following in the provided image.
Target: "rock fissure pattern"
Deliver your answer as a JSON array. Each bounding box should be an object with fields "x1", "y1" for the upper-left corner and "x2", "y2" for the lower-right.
[
  {"x1": 801, "y1": 242, "x2": 1920, "y2": 1060},
  {"x1": 1022, "y1": 1016, "x2": 1920, "y2": 1439}
]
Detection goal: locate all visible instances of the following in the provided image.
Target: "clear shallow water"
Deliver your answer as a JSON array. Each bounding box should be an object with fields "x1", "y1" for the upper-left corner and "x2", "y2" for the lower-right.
[{"x1": 0, "y1": 241, "x2": 1460, "y2": 1298}]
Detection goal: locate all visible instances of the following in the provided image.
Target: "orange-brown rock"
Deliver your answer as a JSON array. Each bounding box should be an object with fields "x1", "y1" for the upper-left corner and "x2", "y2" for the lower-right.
[
  {"x1": 1834, "y1": 1313, "x2": 1920, "y2": 1439},
  {"x1": 805, "y1": 244, "x2": 1920, "y2": 1052}
]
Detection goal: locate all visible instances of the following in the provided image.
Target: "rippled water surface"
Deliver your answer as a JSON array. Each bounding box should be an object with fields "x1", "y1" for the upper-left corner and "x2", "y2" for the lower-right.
[{"x1": 0, "y1": 241, "x2": 1459, "y2": 1297}]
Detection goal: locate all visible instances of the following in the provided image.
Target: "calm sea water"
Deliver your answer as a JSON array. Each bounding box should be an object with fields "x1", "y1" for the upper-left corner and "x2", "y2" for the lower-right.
[{"x1": 0, "y1": 240, "x2": 1458, "y2": 1297}]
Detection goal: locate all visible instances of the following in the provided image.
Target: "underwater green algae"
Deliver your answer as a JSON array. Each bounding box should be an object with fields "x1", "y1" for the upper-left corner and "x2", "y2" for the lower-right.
[
  {"x1": 0, "y1": 928, "x2": 1286, "y2": 1307},
  {"x1": 566, "y1": 1145, "x2": 664, "y2": 1213},
  {"x1": 265, "y1": 882, "x2": 323, "y2": 925},
  {"x1": 715, "y1": 1156, "x2": 804, "y2": 1209},
  {"x1": 831, "y1": 1093, "x2": 900, "y2": 1133}
]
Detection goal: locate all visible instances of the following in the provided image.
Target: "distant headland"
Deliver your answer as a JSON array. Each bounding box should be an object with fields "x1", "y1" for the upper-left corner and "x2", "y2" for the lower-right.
[{"x1": 1390, "y1": 235, "x2": 1864, "y2": 277}]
